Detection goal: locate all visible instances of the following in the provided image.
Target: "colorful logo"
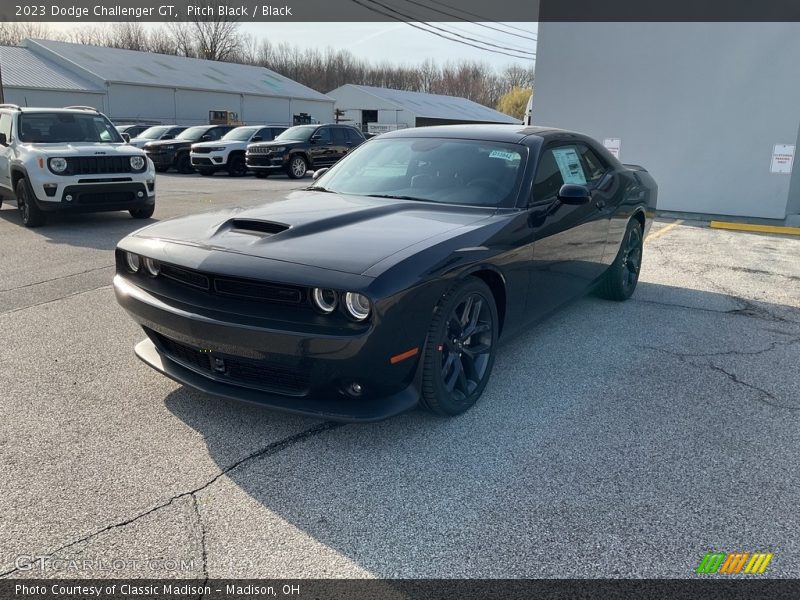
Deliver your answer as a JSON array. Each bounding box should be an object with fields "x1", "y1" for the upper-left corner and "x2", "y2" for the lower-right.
[{"x1": 696, "y1": 552, "x2": 773, "y2": 575}]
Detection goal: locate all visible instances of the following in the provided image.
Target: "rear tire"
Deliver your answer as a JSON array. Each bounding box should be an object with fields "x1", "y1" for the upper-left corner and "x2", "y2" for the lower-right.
[
  {"x1": 130, "y1": 205, "x2": 155, "y2": 219},
  {"x1": 420, "y1": 278, "x2": 498, "y2": 416},
  {"x1": 596, "y1": 219, "x2": 643, "y2": 301},
  {"x1": 227, "y1": 154, "x2": 247, "y2": 177},
  {"x1": 286, "y1": 155, "x2": 308, "y2": 179},
  {"x1": 16, "y1": 178, "x2": 45, "y2": 228},
  {"x1": 176, "y1": 153, "x2": 193, "y2": 174}
]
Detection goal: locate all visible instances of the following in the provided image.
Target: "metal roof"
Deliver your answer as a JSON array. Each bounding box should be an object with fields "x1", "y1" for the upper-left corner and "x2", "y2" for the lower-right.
[
  {"x1": 0, "y1": 46, "x2": 102, "y2": 92},
  {"x1": 25, "y1": 39, "x2": 333, "y2": 103},
  {"x1": 333, "y1": 84, "x2": 520, "y2": 124}
]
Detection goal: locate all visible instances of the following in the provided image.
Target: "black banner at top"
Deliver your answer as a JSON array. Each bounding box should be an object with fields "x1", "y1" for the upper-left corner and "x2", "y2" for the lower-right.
[{"x1": 4, "y1": 0, "x2": 800, "y2": 23}]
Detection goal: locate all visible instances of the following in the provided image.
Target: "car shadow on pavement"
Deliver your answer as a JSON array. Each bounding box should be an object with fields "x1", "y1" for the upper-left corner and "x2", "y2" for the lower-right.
[
  {"x1": 163, "y1": 282, "x2": 800, "y2": 578},
  {"x1": 0, "y1": 206, "x2": 155, "y2": 251}
]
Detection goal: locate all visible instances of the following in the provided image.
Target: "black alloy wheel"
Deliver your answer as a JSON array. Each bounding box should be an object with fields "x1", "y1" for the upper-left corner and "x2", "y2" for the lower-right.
[
  {"x1": 422, "y1": 278, "x2": 498, "y2": 416},
  {"x1": 597, "y1": 219, "x2": 643, "y2": 301},
  {"x1": 227, "y1": 154, "x2": 247, "y2": 176},
  {"x1": 16, "y1": 178, "x2": 45, "y2": 227}
]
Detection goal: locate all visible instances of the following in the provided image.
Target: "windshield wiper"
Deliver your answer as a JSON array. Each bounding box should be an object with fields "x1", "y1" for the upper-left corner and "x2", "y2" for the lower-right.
[
  {"x1": 306, "y1": 186, "x2": 336, "y2": 193},
  {"x1": 365, "y1": 194, "x2": 431, "y2": 202}
]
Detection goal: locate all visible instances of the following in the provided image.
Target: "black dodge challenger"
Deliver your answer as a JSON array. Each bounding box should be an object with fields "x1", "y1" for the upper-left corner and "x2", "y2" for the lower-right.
[{"x1": 114, "y1": 125, "x2": 657, "y2": 421}]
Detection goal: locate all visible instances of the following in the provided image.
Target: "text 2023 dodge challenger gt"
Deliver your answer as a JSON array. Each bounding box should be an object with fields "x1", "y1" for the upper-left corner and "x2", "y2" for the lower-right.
[{"x1": 114, "y1": 125, "x2": 657, "y2": 421}]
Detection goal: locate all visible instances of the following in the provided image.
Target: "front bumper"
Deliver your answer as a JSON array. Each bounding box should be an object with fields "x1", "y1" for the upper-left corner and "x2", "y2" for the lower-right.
[
  {"x1": 35, "y1": 182, "x2": 155, "y2": 213},
  {"x1": 114, "y1": 275, "x2": 421, "y2": 422},
  {"x1": 246, "y1": 154, "x2": 287, "y2": 171}
]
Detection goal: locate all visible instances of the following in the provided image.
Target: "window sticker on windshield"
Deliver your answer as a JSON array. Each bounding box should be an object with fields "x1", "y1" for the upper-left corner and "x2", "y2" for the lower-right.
[
  {"x1": 489, "y1": 150, "x2": 519, "y2": 161},
  {"x1": 551, "y1": 147, "x2": 587, "y2": 185}
]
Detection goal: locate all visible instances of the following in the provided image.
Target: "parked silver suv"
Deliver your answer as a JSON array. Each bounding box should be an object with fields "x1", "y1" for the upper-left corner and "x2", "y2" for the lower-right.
[{"x1": 0, "y1": 104, "x2": 156, "y2": 227}]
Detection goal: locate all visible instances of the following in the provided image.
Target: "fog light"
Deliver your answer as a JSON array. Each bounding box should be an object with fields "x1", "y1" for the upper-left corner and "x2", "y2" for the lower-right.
[
  {"x1": 137, "y1": 190, "x2": 144, "y2": 198},
  {"x1": 347, "y1": 382, "x2": 363, "y2": 397},
  {"x1": 65, "y1": 194, "x2": 73, "y2": 202}
]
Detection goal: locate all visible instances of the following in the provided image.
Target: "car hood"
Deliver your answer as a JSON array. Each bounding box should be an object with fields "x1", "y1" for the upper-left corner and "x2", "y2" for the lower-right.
[
  {"x1": 132, "y1": 191, "x2": 494, "y2": 275},
  {"x1": 24, "y1": 143, "x2": 145, "y2": 156},
  {"x1": 249, "y1": 140, "x2": 303, "y2": 149},
  {"x1": 192, "y1": 140, "x2": 247, "y2": 150},
  {"x1": 145, "y1": 139, "x2": 193, "y2": 149}
]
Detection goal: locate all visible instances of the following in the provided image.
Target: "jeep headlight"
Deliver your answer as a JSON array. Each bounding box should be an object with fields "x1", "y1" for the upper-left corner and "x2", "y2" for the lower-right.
[
  {"x1": 208, "y1": 147, "x2": 225, "y2": 152},
  {"x1": 130, "y1": 156, "x2": 146, "y2": 171},
  {"x1": 270, "y1": 146, "x2": 287, "y2": 153},
  {"x1": 49, "y1": 157, "x2": 68, "y2": 173}
]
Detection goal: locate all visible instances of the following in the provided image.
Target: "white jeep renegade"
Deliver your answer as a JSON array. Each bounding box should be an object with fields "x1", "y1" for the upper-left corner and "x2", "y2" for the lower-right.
[{"x1": 0, "y1": 105, "x2": 156, "y2": 227}]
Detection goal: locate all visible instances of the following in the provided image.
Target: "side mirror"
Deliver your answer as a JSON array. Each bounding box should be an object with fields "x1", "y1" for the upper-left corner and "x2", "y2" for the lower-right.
[
  {"x1": 310, "y1": 135, "x2": 321, "y2": 144},
  {"x1": 0, "y1": 132, "x2": 6, "y2": 146},
  {"x1": 251, "y1": 136, "x2": 262, "y2": 142},
  {"x1": 557, "y1": 184, "x2": 592, "y2": 205},
  {"x1": 121, "y1": 132, "x2": 131, "y2": 143},
  {"x1": 162, "y1": 134, "x2": 174, "y2": 140},
  {"x1": 312, "y1": 168, "x2": 329, "y2": 180},
  {"x1": 200, "y1": 134, "x2": 212, "y2": 141}
]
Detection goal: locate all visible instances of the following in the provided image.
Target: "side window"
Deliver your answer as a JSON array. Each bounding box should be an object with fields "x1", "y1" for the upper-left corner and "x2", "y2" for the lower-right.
[
  {"x1": 347, "y1": 128, "x2": 364, "y2": 143},
  {"x1": 331, "y1": 127, "x2": 347, "y2": 143},
  {"x1": 0, "y1": 113, "x2": 12, "y2": 143},
  {"x1": 532, "y1": 148, "x2": 566, "y2": 202},
  {"x1": 254, "y1": 128, "x2": 271, "y2": 141},
  {"x1": 314, "y1": 128, "x2": 332, "y2": 144},
  {"x1": 577, "y1": 144, "x2": 608, "y2": 185}
]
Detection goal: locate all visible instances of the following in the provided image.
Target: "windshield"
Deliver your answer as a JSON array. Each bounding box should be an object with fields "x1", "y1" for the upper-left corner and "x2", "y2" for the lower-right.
[
  {"x1": 316, "y1": 138, "x2": 527, "y2": 207},
  {"x1": 137, "y1": 126, "x2": 170, "y2": 140},
  {"x1": 175, "y1": 126, "x2": 211, "y2": 141},
  {"x1": 222, "y1": 127, "x2": 260, "y2": 141},
  {"x1": 18, "y1": 112, "x2": 124, "y2": 144},
  {"x1": 275, "y1": 126, "x2": 316, "y2": 141}
]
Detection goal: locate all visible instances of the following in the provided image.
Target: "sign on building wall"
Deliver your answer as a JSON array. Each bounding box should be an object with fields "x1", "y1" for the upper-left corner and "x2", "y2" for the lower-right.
[
  {"x1": 603, "y1": 138, "x2": 622, "y2": 159},
  {"x1": 770, "y1": 144, "x2": 795, "y2": 174},
  {"x1": 367, "y1": 123, "x2": 409, "y2": 134}
]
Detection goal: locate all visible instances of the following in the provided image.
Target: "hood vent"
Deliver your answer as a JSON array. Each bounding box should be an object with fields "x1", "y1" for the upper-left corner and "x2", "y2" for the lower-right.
[{"x1": 229, "y1": 219, "x2": 289, "y2": 236}]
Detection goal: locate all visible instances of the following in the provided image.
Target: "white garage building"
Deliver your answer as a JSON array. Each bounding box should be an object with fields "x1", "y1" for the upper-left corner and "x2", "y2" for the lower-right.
[
  {"x1": 328, "y1": 84, "x2": 519, "y2": 134},
  {"x1": 0, "y1": 39, "x2": 334, "y2": 127}
]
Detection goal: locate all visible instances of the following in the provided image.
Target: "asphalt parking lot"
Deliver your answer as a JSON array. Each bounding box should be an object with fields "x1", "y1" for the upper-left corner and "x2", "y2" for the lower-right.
[{"x1": 1, "y1": 173, "x2": 798, "y2": 579}]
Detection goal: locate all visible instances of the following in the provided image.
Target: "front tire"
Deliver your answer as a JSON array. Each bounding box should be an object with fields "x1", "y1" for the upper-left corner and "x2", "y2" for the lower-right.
[
  {"x1": 16, "y1": 178, "x2": 45, "y2": 228},
  {"x1": 227, "y1": 154, "x2": 247, "y2": 176},
  {"x1": 421, "y1": 278, "x2": 498, "y2": 416},
  {"x1": 130, "y1": 204, "x2": 155, "y2": 219},
  {"x1": 176, "y1": 153, "x2": 193, "y2": 174},
  {"x1": 597, "y1": 219, "x2": 643, "y2": 301},
  {"x1": 286, "y1": 155, "x2": 308, "y2": 179}
]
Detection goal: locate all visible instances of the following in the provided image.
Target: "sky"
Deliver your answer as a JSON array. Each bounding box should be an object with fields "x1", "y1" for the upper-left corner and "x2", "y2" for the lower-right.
[{"x1": 51, "y1": 22, "x2": 538, "y2": 71}]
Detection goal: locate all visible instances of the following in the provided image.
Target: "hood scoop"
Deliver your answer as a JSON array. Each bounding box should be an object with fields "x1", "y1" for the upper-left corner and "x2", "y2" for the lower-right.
[{"x1": 227, "y1": 219, "x2": 289, "y2": 236}]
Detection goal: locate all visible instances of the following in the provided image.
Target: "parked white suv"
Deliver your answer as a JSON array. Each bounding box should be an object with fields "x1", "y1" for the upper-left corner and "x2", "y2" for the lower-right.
[
  {"x1": 190, "y1": 125, "x2": 285, "y2": 176},
  {"x1": 0, "y1": 104, "x2": 156, "y2": 227}
]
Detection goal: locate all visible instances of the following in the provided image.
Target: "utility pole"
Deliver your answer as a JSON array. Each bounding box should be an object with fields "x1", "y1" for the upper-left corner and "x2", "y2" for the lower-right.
[{"x1": 0, "y1": 60, "x2": 5, "y2": 104}]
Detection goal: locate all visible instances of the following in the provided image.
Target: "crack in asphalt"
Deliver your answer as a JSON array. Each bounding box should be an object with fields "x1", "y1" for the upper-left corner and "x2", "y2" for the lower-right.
[
  {"x1": 643, "y1": 337, "x2": 800, "y2": 359},
  {"x1": 0, "y1": 284, "x2": 114, "y2": 317},
  {"x1": 191, "y1": 494, "x2": 209, "y2": 599},
  {"x1": 0, "y1": 421, "x2": 342, "y2": 578},
  {"x1": 704, "y1": 363, "x2": 799, "y2": 412},
  {"x1": 0, "y1": 265, "x2": 114, "y2": 293}
]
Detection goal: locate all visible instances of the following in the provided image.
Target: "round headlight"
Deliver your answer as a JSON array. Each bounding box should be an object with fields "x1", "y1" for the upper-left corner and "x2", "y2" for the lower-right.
[
  {"x1": 130, "y1": 155, "x2": 146, "y2": 171},
  {"x1": 142, "y1": 257, "x2": 160, "y2": 277},
  {"x1": 312, "y1": 288, "x2": 338, "y2": 314},
  {"x1": 49, "y1": 157, "x2": 68, "y2": 173},
  {"x1": 124, "y1": 252, "x2": 140, "y2": 273},
  {"x1": 344, "y1": 292, "x2": 371, "y2": 321}
]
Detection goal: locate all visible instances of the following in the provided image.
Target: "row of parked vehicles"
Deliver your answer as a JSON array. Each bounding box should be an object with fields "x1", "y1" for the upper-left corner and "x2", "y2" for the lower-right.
[{"x1": 125, "y1": 123, "x2": 367, "y2": 180}]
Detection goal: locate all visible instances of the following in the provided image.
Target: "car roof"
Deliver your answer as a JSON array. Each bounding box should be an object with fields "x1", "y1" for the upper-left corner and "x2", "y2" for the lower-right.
[
  {"x1": 5, "y1": 107, "x2": 101, "y2": 115},
  {"x1": 378, "y1": 124, "x2": 576, "y2": 145}
]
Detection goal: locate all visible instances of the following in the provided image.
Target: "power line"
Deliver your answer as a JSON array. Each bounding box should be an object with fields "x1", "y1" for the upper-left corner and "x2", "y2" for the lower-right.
[
  {"x1": 424, "y1": 0, "x2": 537, "y2": 37},
  {"x1": 350, "y1": 0, "x2": 536, "y2": 60},
  {"x1": 399, "y1": 0, "x2": 537, "y2": 42}
]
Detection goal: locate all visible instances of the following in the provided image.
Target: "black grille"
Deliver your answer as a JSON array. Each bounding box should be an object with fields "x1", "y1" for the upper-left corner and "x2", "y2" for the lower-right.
[
  {"x1": 66, "y1": 156, "x2": 135, "y2": 175},
  {"x1": 191, "y1": 157, "x2": 213, "y2": 165},
  {"x1": 159, "y1": 263, "x2": 304, "y2": 305},
  {"x1": 156, "y1": 334, "x2": 310, "y2": 395},
  {"x1": 161, "y1": 264, "x2": 210, "y2": 289},
  {"x1": 192, "y1": 147, "x2": 213, "y2": 154},
  {"x1": 214, "y1": 277, "x2": 302, "y2": 303}
]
